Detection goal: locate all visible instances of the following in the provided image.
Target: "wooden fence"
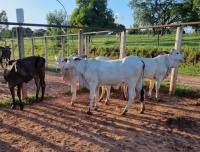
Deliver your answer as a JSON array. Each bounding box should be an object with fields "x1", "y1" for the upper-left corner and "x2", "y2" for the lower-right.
[{"x1": 1, "y1": 21, "x2": 200, "y2": 97}]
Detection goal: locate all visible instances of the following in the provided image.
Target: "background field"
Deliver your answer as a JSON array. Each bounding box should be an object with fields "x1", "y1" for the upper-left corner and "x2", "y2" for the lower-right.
[{"x1": 1, "y1": 33, "x2": 200, "y2": 75}]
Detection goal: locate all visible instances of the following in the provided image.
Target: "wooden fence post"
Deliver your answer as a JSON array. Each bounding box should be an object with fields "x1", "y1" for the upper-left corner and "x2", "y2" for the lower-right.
[
  {"x1": 85, "y1": 34, "x2": 89, "y2": 57},
  {"x1": 44, "y1": 37, "x2": 48, "y2": 68},
  {"x1": 78, "y1": 29, "x2": 84, "y2": 55},
  {"x1": 11, "y1": 40, "x2": 15, "y2": 60},
  {"x1": 61, "y1": 37, "x2": 65, "y2": 57},
  {"x1": 169, "y1": 26, "x2": 183, "y2": 95},
  {"x1": 31, "y1": 38, "x2": 34, "y2": 56},
  {"x1": 120, "y1": 30, "x2": 126, "y2": 58},
  {"x1": 16, "y1": 26, "x2": 27, "y2": 99}
]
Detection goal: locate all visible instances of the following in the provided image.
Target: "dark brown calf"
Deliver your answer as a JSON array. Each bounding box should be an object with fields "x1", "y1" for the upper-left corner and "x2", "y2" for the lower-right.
[{"x1": 4, "y1": 56, "x2": 46, "y2": 110}]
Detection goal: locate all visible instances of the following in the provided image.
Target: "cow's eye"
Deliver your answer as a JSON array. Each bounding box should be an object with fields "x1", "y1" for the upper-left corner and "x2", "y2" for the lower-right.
[{"x1": 176, "y1": 53, "x2": 179, "y2": 54}]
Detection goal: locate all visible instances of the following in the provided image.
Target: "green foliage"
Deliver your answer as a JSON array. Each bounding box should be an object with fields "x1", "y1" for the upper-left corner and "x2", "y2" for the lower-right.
[
  {"x1": 69, "y1": 0, "x2": 118, "y2": 33},
  {"x1": 128, "y1": 0, "x2": 197, "y2": 35},
  {"x1": 1, "y1": 33, "x2": 200, "y2": 76},
  {"x1": 46, "y1": 9, "x2": 68, "y2": 45},
  {"x1": 0, "y1": 94, "x2": 52, "y2": 107},
  {"x1": 179, "y1": 63, "x2": 200, "y2": 75},
  {"x1": 46, "y1": 66, "x2": 56, "y2": 72},
  {"x1": 160, "y1": 83, "x2": 200, "y2": 96},
  {"x1": 0, "y1": 10, "x2": 8, "y2": 39},
  {"x1": 77, "y1": 87, "x2": 90, "y2": 93}
]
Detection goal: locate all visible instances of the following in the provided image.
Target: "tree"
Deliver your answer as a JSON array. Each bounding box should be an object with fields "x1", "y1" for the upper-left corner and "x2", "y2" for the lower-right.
[
  {"x1": 46, "y1": 9, "x2": 68, "y2": 36},
  {"x1": 0, "y1": 10, "x2": 8, "y2": 40},
  {"x1": 46, "y1": 9, "x2": 68, "y2": 45},
  {"x1": 33, "y1": 29, "x2": 47, "y2": 37},
  {"x1": 182, "y1": 0, "x2": 200, "y2": 33},
  {"x1": 128, "y1": 0, "x2": 186, "y2": 35},
  {"x1": 23, "y1": 27, "x2": 33, "y2": 37},
  {"x1": 69, "y1": 0, "x2": 118, "y2": 33}
]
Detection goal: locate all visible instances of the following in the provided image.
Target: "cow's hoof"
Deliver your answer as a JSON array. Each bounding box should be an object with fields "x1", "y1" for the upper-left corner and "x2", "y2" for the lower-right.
[
  {"x1": 140, "y1": 111, "x2": 144, "y2": 114},
  {"x1": 11, "y1": 105, "x2": 16, "y2": 109},
  {"x1": 104, "y1": 102, "x2": 108, "y2": 105},
  {"x1": 20, "y1": 106, "x2": 24, "y2": 110},
  {"x1": 71, "y1": 102, "x2": 75, "y2": 106},
  {"x1": 94, "y1": 107, "x2": 98, "y2": 111},
  {"x1": 98, "y1": 99, "x2": 102, "y2": 102},
  {"x1": 121, "y1": 111, "x2": 126, "y2": 115},
  {"x1": 87, "y1": 111, "x2": 92, "y2": 115}
]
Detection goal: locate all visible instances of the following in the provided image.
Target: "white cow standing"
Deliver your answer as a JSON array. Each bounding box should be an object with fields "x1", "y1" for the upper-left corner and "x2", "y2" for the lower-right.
[
  {"x1": 55, "y1": 55, "x2": 111, "y2": 106},
  {"x1": 122, "y1": 49, "x2": 185, "y2": 100},
  {"x1": 144, "y1": 49, "x2": 185, "y2": 99},
  {"x1": 64, "y1": 54, "x2": 146, "y2": 115}
]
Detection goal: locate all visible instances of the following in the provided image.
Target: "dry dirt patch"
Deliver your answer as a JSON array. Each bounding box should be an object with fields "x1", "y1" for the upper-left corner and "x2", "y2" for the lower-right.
[{"x1": 0, "y1": 68, "x2": 200, "y2": 152}]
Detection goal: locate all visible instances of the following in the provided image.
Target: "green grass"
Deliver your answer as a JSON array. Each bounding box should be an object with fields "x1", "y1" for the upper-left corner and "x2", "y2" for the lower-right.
[
  {"x1": 0, "y1": 94, "x2": 52, "y2": 108},
  {"x1": 178, "y1": 62, "x2": 200, "y2": 76},
  {"x1": 1, "y1": 33, "x2": 200, "y2": 76},
  {"x1": 160, "y1": 83, "x2": 200, "y2": 97},
  {"x1": 46, "y1": 66, "x2": 57, "y2": 72}
]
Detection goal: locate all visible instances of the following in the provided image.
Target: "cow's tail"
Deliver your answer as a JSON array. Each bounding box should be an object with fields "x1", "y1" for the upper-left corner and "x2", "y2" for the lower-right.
[
  {"x1": 35, "y1": 56, "x2": 46, "y2": 68},
  {"x1": 139, "y1": 60, "x2": 145, "y2": 114}
]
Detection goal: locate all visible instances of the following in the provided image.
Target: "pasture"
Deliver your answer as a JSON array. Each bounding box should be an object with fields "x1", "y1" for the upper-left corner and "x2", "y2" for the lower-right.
[{"x1": 0, "y1": 65, "x2": 200, "y2": 151}]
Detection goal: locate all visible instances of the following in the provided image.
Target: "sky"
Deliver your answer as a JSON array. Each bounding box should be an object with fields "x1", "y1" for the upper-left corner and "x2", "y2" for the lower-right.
[{"x1": 0, "y1": 0, "x2": 134, "y2": 30}]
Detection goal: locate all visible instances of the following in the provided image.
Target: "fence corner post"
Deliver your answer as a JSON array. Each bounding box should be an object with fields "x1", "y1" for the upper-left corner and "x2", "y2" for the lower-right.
[
  {"x1": 16, "y1": 26, "x2": 27, "y2": 99},
  {"x1": 78, "y1": 29, "x2": 84, "y2": 55},
  {"x1": 61, "y1": 37, "x2": 65, "y2": 57},
  {"x1": 85, "y1": 34, "x2": 89, "y2": 57},
  {"x1": 169, "y1": 26, "x2": 183, "y2": 95},
  {"x1": 44, "y1": 37, "x2": 48, "y2": 68},
  {"x1": 120, "y1": 30, "x2": 126, "y2": 59}
]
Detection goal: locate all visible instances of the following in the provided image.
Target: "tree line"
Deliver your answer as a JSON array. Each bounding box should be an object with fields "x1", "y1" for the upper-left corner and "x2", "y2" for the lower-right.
[{"x1": 0, "y1": 0, "x2": 200, "y2": 40}]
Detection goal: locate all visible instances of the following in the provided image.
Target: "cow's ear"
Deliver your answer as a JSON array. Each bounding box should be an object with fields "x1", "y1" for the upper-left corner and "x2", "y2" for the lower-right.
[
  {"x1": 73, "y1": 57, "x2": 81, "y2": 61},
  {"x1": 163, "y1": 50, "x2": 170, "y2": 54},
  {"x1": 79, "y1": 55, "x2": 87, "y2": 59},
  {"x1": 64, "y1": 58, "x2": 68, "y2": 62}
]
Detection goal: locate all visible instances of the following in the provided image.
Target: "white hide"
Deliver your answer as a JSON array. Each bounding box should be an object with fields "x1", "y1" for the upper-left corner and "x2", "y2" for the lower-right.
[
  {"x1": 64, "y1": 55, "x2": 145, "y2": 115},
  {"x1": 55, "y1": 55, "x2": 78, "y2": 105},
  {"x1": 141, "y1": 49, "x2": 185, "y2": 99},
  {"x1": 55, "y1": 55, "x2": 111, "y2": 105}
]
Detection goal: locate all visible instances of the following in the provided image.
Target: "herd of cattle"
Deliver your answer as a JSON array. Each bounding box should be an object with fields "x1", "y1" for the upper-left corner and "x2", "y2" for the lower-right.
[{"x1": 2, "y1": 49, "x2": 185, "y2": 115}]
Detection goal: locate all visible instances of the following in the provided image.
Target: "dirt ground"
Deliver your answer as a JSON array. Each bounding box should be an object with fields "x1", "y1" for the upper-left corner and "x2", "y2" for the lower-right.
[{"x1": 0, "y1": 66, "x2": 200, "y2": 152}]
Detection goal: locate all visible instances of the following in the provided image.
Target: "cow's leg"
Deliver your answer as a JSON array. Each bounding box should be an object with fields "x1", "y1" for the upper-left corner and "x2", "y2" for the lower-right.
[
  {"x1": 121, "y1": 86, "x2": 135, "y2": 115},
  {"x1": 10, "y1": 87, "x2": 16, "y2": 109},
  {"x1": 34, "y1": 78, "x2": 40, "y2": 101},
  {"x1": 87, "y1": 85, "x2": 96, "y2": 114},
  {"x1": 94, "y1": 87, "x2": 100, "y2": 110},
  {"x1": 148, "y1": 80, "x2": 155, "y2": 98},
  {"x1": 136, "y1": 81, "x2": 145, "y2": 114},
  {"x1": 155, "y1": 80, "x2": 161, "y2": 100},
  {"x1": 98, "y1": 86, "x2": 106, "y2": 102},
  {"x1": 40, "y1": 77, "x2": 46, "y2": 101},
  {"x1": 71, "y1": 79, "x2": 77, "y2": 106},
  {"x1": 121, "y1": 84, "x2": 128, "y2": 100},
  {"x1": 17, "y1": 85, "x2": 23, "y2": 110},
  {"x1": 105, "y1": 85, "x2": 111, "y2": 105}
]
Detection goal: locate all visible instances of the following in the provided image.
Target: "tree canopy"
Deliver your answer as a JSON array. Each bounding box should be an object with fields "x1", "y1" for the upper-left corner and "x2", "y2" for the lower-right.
[
  {"x1": 69, "y1": 0, "x2": 118, "y2": 33},
  {"x1": 0, "y1": 10, "x2": 8, "y2": 39},
  {"x1": 128, "y1": 0, "x2": 200, "y2": 34},
  {"x1": 46, "y1": 9, "x2": 68, "y2": 36}
]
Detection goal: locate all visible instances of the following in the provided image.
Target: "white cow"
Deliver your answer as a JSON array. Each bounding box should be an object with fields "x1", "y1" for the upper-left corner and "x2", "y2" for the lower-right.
[
  {"x1": 64, "y1": 54, "x2": 146, "y2": 115},
  {"x1": 55, "y1": 55, "x2": 111, "y2": 105},
  {"x1": 120, "y1": 49, "x2": 184, "y2": 100},
  {"x1": 122, "y1": 49, "x2": 185, "y2": 100},
  {"x1": 144, "y1": 49, "x2": 184, "y2": 99}
]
